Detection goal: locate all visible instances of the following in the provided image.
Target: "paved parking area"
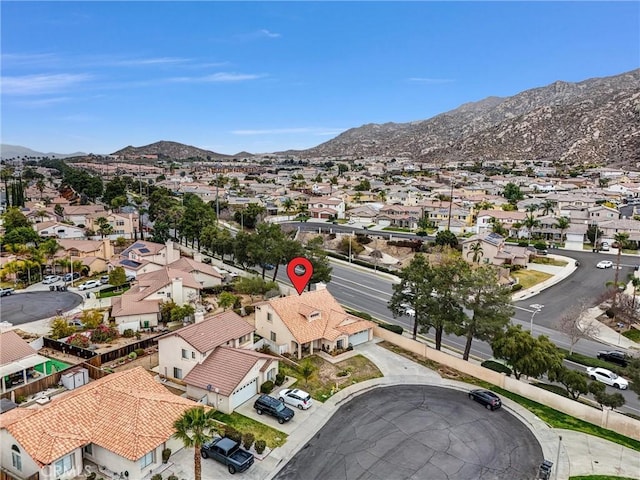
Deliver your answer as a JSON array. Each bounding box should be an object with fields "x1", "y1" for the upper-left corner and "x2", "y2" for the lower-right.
[
  {"x1": 0, "y1": 291, "x2": 82, "y2": 325},
  {"x1": 274, "y1": 385, "x2": 544, "y2": 480},
  {"x1": 233, "y1": 392, "x2": 315, "y2": 435}
]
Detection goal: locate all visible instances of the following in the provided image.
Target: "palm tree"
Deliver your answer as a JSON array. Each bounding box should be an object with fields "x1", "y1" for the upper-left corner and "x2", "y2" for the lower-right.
[
  {"x1": 173, "y1": 406, "x2": 218, "y2": 480},
  {"x1": 554, "y1": 216, "x2": 570, "y2": 246},
  {"x1": 282, "y1": 198, "x2": 295, "y2": 215},
  {"x1": 612, "y1": 232, "x2": 630, "y2": 306},
  {"x1": 467, "y1": 241, "x2": 484, "y2": 263},
  {"x1": 631, "y1": 277, "x2": 640, "y2": 313},
  {"x1": 95, "y1": 217, "x2": 113, "y2": 238},
  {"x1": 36, "y1": 179, "x2": 46, "y2": 199},
  {"x1": 541, "y1": 199, "x2": 555, "y2": 216},
  {"x1": 489, "y1": 217, "x2": 508, "y2": 237},
  {"x1": 525, "y1": 204, "x2": 539, "y2": 214},
  {"x1": 523, "y1": 213, "x2": 541, "y2": 242}
]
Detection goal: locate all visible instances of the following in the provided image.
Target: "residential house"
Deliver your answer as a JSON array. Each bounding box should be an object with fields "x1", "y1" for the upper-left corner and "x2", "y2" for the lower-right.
[
  {"x1": 158, "y1": 311, "x2": 278, "y2": 413},
  {"x1": 597, "y1": 218, "x2": 640, "y2": 244},
  {"x1": 307, "y1": 197, "x2": 346, "y2": 220},
  {"x1": 461, "y1": 233, "x2": 532, "y2": 267},
  {"x1": 0, "y1": 331, "x2": 49, "y2": 394},
  {"x1": 167, "y1": 257, "x2": 223, "y2": 289},
  {"x1": 0, "y1": 367, "x2": 202, "y2": 480},
  {"x1": 55, "y1": 239, "x2": 114, "y2": 275},
  {"x1": 111, "y1": 240, "x2": 181, "y2": 278},
  {"x1": 588, "y1": 205, "x2": 620, "y2": 223},
  {"x1": 254, "y1": 286, "x2": 375, "y2": 359},
  {"x1": 35, "y1": 221, "x2": 86, "y2": 240},
  {"x1": 86, "y1": 211, "x2": 139, "y2": 240},
  {"x1": 110, "y1": 267, "x2": 202, "y2": 332},
  {"x1": 62, "y1": 205, "x2": 105, "y2": 227},
  {"x1": 476, "y1": 210, "x2": 527, "y2": 236},
  {"x1": 377, "y1": 205, "x2": 423, "y2": 229},
  {"x1": 348, "y1": 204, "x2": 380, "y2": 224}
]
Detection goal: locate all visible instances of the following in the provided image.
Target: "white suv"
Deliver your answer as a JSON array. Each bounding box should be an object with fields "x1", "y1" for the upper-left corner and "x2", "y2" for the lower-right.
[{"x1": 278, "y1": 388, "x2": 313, "y2": 410}]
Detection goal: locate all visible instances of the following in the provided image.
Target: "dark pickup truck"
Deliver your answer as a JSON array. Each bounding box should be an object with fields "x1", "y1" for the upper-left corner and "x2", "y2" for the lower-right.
[{"x1": 201, "y1": 436, "x2": 254, "y2": 474}]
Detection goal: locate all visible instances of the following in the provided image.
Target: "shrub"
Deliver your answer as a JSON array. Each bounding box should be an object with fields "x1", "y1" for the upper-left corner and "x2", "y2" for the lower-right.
[
  {"x1": 533, "y1": 241, "x2": 547, "y2": 251},
  {"x1": 167, "y1": 476, "x2": 178, "y2": 480},
  {"x1": 260, "y1": 380, "x2": 274, "y2": 394},
  {"x1": 151, "y1": 475, "x2": 163, "y2": 480},
  {"x1": 481, "y1": 360, "x2": 512, "y2": 376},
  {"x1": 225, "y1": 427, "x2": 242, "y2": 444},
  {"x1": 128, "y1": 352, "x2": 137, "y2": 360},
  {"x1": 122, "y1": 329, "x2": 134, "y2": 338},
  {"x1": 254, "y1": 439, "x2": 266, "y2": 454},
  {"x1": 162, "y1": 448, "x2": 171, "y2": 463},
  {"x1": 274, "y1": 372, "x2": 285, "y2": 386},
  {"x1": 380, "y1": 323, "x2": 403, "y2": 335},
  {"x1": 67, "y1": 333, "x2": 90, "y2": 348},
  {"x1": 16, "y1": 395, "x2": 27, "y2": 404},
  {"x1": 244, "y1": 305, "x2": 255, "y2": 315},
  {"x1": 91, "y1": 324, "x2": 119, "y2": 343},
  {"x1": 511, "y1": 283, "x2": 523, "y2": 292},
  {"x1": 518, "y1": 241, "x2": 529, "y2": 247},
  {"x1": 135, "y1": 348, "x2": 145, "y2": 357},
  {"x1": 348, "y1": 310, "x2": 372, "y2": 320},
  {"x1": 242, "y1": 432, "x2": 255, "y2": 450},
  {"x1": 605, "y1": 309, "x2": 615, "y2": 318}
]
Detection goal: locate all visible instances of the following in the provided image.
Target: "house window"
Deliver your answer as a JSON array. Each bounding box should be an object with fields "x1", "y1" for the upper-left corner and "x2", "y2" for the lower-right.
[
  {"x1": 139, "y1": 450, "x2": 155, "y2": 469},
  {"x1": 182, "y1": 349, "x2": 188, "y2": 359},
  {"x1": 267, "y1": 368, "x2": 275, "y2": 381},
  {"x1": 11, "y1": 445, "x2": 21, "y2": 471},
  {"x1": 270, "y1": 332, "x2": 276, "y2": 342},
  {"x1": 83, "y1": 443, "x2": 93, "y2": 455},
  {"x1": 192, "y1": 351, "x2": 196, "y2": 359},
  {"x1": 54, "y1": 454, "x2": 74, "y2": 476},
  {"x1": 267, "y1": 312, "x2": 273, "y2": 322},
  {"x1": 173, "y1": 367, "x2": 182, "y2": 379}
]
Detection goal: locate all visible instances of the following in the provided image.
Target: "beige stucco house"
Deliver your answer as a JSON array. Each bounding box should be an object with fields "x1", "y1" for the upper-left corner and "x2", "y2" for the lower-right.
[
  {"x1": 0, "y1": 367, "x2": 202, "y2": 480},
  {"x1": 0, "y1": 331, "x2": 49, "y2": 394},
  {"x1": 461, "y1": 232, "x2": 533, "y2": 267},
  {"x1": 254, "y1": 286, "x2": 375, "y2": 359},
  {"x1": 158, "y1": 311, "x2": 278, "y2": 413}
]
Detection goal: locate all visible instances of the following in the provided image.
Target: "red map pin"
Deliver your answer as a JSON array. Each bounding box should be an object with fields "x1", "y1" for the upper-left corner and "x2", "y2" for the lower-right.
[{"x1": 287, "y1": 257, "x2": 313, "y2": 295}]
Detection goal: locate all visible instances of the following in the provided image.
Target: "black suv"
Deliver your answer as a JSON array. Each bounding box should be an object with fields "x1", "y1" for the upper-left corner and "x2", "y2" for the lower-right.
[
  {"x1": 597, "y1": 350, "x2": 629, "y2": 367},
  {"x1": 468, "y1": 389, "x2": 502, "y2": 410},
  {"x1": 253, "y1": 394, "x2": 295, "y2": 424}
]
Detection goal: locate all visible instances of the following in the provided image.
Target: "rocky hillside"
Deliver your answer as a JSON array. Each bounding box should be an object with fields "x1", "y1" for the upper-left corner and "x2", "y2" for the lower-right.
[
  {"x1": 298, "y1": 69, "x2": 640, "y2": 168},
  {"x1": 111, "y1": 141, "x2": 247, "y2": 160}
]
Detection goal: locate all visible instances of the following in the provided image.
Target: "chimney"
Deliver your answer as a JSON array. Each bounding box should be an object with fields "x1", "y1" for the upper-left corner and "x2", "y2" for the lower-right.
[{"x1": 171, "y1": 277, "x2": 184, "y2": 305}]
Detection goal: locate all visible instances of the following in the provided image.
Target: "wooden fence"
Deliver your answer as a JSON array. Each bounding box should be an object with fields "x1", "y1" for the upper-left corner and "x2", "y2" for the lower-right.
[{"x1": 43, "y1": 337, "x2": 96, "y2": 360}]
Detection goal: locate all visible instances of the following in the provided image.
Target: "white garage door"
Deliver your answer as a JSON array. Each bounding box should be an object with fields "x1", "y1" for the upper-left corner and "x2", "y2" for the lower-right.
[
  {"x1": 349, "y1": 330, "x2": 370, "y2": 347},
  {"x1": 230, "y1": 378, "x2": 257, "y2": 409}
]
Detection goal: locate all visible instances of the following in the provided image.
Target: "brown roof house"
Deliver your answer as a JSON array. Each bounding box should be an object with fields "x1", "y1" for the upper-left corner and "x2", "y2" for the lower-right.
[
  {"x1": 111, "y1": 240, "x2": 181, "y2": 278},
  {"x1": 158, "y1": 311, "x2": 278, "y2": 413},
  {"x1": 110, "y1": 267, "x2": 203, "y2": 333},
  {"x1": 0, "y1": 367, "x2": 204, "y2": 480},
  {"x1": 254, "y1": 286, "x2": 375, "y2": 359},
  {"x1": 0, "y1": 331, "x2": 49, "y2": 394},
  {"x1": 55, "y1": 238, "x2": 114, "y2": 275},
  {"x1": 461, "y1": 232, "x2": 533, "y2": 267}
]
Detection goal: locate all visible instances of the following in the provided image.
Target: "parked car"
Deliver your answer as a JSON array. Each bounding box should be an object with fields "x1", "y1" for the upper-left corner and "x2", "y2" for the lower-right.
[
  {"x1": 99, "y1": 275, "x2": 110, "y2": 285},
  {"x1": 597, "y1": 350, "x2": 629, "y2": 367},
  {"x1": 596, "y1": 260, "x2": 613, "y2": 269},
  {"x1": 63, "y1": 272, "x2": 81, "y2": 282},
  {"x1": 68, "y1": 320, "x2": 84, "y2": 328},
  {"x1": 201, "y1": 436, "x2": 254, "y2": 474},
  {"x1": 468, "y1": 389, "x2": 502, "y2": 410},
  {"x1": 78, "y1": 280, "x2": 101, "y2": 291},
  {"x1": 43, "y1": 275, "x2": 61, "y2": 284},
  {"x1": 253, "y1": 394, "x2": 295, "y2": 424},
  {"x1": 278, "y1": 388, "x2": 313, "y2": 410},
  {"x1": 125, "y1": 274, "x2": 136, "y2": 282},
  {"x1": 600, "y1": 242, "x2": 610, "y2": 251},
  {"x1": 261, "y1": 263, "x2": 275, "y2": 270},
  {"x1": 586, "y1": 367, "x2": 629, "y2": 389},
  {"x1": 0, "y1": 287, "x2": 15, "y2": 297}
]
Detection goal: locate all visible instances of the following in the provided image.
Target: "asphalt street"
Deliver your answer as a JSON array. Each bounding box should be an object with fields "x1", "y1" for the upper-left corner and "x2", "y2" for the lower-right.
[
  {"x1": 0, "y1": 291, "x2": 82, "y2": 324},
  {"x1": 274, "y1": 385, "x2": 543, "y2": 480}
]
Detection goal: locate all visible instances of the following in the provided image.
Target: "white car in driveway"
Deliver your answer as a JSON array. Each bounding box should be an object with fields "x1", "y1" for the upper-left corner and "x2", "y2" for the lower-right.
[
  {"x1": 43, "y1": 275, "x2": 61, "y2": 284},
  {"x1": 278, "y1": 388, "x2": 313, "y2": 410},
  {"x1": 586, "y1": 367, "x2": 629, "y2": 389},
  {"x1": 78, "y1": 280, "x2": 101, "y2": 291},
  {"x1": 596, "y1": 260, "x2": 613, "y2": 269}
]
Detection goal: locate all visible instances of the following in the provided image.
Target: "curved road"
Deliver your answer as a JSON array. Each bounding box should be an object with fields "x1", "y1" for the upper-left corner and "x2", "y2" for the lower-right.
[
  {"x1": 0, "y1": 291, "x2": 83, "y2": 324},
  {"x1": 275, "y1": 385, "x2": 543, "y2": 480}
]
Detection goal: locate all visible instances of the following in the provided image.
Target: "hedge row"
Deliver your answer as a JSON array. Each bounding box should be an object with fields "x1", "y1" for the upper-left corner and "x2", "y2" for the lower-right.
[{"x1": 480, "y1": 360, "x2": 512, "y2": 376}]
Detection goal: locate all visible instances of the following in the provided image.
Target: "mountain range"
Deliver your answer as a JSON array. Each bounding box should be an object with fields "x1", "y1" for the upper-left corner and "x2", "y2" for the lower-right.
[
  {"x1": 4, "y1": 68, "x2": 639, "y2": 168},
  {"x1": 0, "y1": 144, "x2": 86, "y2": 160}
]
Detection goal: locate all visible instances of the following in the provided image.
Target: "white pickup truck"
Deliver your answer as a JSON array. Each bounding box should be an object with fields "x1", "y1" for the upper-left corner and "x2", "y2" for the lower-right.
[{"x1": 0, "y1": 287, "x2": 15, "y2": 297}]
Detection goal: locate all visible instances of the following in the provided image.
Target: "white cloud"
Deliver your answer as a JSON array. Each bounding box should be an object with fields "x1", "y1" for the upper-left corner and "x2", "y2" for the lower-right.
[
  {"x1": 407, "y1": 77, "x2": 455, "y2": 84},
  {"x1": 232, "y1": 127, "x2": 346, "y2": 136},
  {"x1": 12, "y1": 97, "x2": 72, "y2": 107},
  {"x1": 1, "y1": 53, "x2": 59, "y2": 67},
  {"x1": 1, "y1": 73, "x2": 93, "y2": 95},
  {"x1": 259, "y1": 29, "x2": 281, "y2": 38},
  {"x1": 167, "y1": 72, "x2": 266, "y2": 83}
]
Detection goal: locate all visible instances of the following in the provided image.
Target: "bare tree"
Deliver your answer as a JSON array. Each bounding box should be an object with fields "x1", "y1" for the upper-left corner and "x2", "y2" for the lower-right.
[{"x1": 557, "y1": 301, "x2": 600, "y2": 354}]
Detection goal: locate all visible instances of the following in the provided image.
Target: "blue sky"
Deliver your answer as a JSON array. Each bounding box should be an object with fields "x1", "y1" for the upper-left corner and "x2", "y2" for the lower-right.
[{"x1": 2, "y1": 1, "x2": 638, "y2": 156}]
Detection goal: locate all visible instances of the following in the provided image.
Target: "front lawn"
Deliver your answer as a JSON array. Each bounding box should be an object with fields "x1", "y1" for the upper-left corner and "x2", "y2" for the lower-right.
[
  {"x1": 531, "y1": 257, "x2": 568, "y2": 267},
  {"x1": 279, "y1": 354, "x2": 382, "y2": 402},
  {"x1": 570, "y1": 476, "x2": 640, "y2": 480},
  {"x1": 211, "y1": 411, "x2": 287, "y2": 449},
  {"x1": 511, "y1": 269, "x2": 553, "y2": 289},
  {"x1": 622, "y1": 328, "x2": 640, "y2": 343}
]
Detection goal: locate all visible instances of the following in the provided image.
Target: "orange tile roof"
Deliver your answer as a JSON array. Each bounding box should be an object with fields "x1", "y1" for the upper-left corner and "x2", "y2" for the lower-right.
[
  {"x1": 183, "y1": 347, "x2": 275, "y2": 396},
  {"x1": 0, "y1": 331, "x2": 38, "y2": 366},
  {"x1": 168, "y1": 257, "x2": 224, "y2": 279},
  {"x1": 267, "y1": 289, "x2": 375, "y2": 344},
  {"x1": 3, "y1": 367, "x2": 201, "y2": 466},
  {"x1": 161, "y1": 311, "x2": 254, "y2": 353}
]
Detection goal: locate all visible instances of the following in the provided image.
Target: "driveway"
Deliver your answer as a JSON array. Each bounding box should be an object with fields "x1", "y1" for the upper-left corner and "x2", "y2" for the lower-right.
[
  {"x1": 274, "y1": 385, "x2": 543, "y2": 480},
  {"x1": 0, "y1": 291, "x2": 82, "y2": 325},
  {"x1": 234, "y1": 392, "x2": 315, "y2": 435}
]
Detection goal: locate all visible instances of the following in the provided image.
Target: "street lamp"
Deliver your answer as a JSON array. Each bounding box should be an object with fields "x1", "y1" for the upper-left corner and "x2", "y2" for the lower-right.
[{"x1": 529, "y1": 303, "x2": 544, "y2": 333}]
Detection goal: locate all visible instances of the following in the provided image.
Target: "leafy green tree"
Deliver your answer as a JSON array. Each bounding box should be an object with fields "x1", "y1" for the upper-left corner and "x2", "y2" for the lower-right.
[
  {"x1": 541, "y1": 199, "x2": 555, "y2": 216},
  {"x1": 54, "y1": 204, "x2": 65, "y2": 217},
  {"x1": 306, "y1": 238, "x2": 332, "y2": 288},
  {"x1": 218, "y1": 291, "x2": 237, "y2": 311},
  {"x1": 299, "y1": 359, "x2": 317, "y2": 386},
  {"x1": 95, "y1": 217, "x2": 113, "y2": 238},
  {"x1": 435, "y1": 229, "x2": 458, "y2": 248},
  {"x1": 491, "y1": 325, "x2": 564, "y2": 380},
  {"x1": 50, "y1": 316, "x2": 75, "y2": 339},
  {"x1": 148, "y1": 187, "x2": 179, "y2": 222},
  {"x1": 234, "y1": 203, "x2": 266, "y2": 230},
  {"x1": 2, "y1": 207, "x2": 30, "y2": 232},
  {"x1": 547, "y1": 366, "x2": 589, "y2": 400},
  {"x1": 109, "y1": 266, "x2": 127, "y2": 291},
  {"x1": 151, "y1": 219, "x2": 171, "y2": 244},
  {"x1": 102, "y1": 177, "x2": 128, "y2": 206},
  {"x1": 453, "y1": 265, "x2": 514, "y2": 360},
  {"x1": 173, "y1": 406, "x2": 218, "y2": 480},
  {"x1": 79, "y1": 309, "x2": 104, "y2": 329},
  {"x1": 503, "y1": 182, "x2": 524, "y2": 205},
  {"x1": 2, "y1": 226, "x2": 40, "y2": 247},
  {"x1": 337, "y1": 163, "x2": 349, "y2": 176},
  {"x1": 354, "y1": 179, "x2": 371, "y2": 191},
  {"x1": 338, "y1": 236, "x2": 364, "y2": 257},
  {"x1": 489, "y1": 217, "x2": 508, "y2": 236}
]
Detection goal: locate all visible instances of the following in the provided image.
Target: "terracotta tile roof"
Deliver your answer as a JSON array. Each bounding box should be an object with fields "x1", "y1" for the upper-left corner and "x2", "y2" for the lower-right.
[
  {"x1": 0, "y1": 331, "x2": 38, "y2": 366},
  {"x1": 58, "y1": 239, "x2": 105, "y2": 253},
  {"x1": 168, "y1": 257, "x2": 223, "y2": 279},
  {"x1": 267, "y1": 289, "x2": 375, "y2": 344},
  {"x1": 161, "y1": 311, "x2": 254, "y2": 353},
  {"x1": 4, "y1": 367, "x2": 201, "y2": 466},
  {"x1": 183, "y1": 347, "x2": 275, "y2": 396},
  {"x1": 121, "y1": 240, "x2": 165, "y2": 257},
  {"x1": 110, "y1": 296, "x2": 160, "y2": 317}
]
